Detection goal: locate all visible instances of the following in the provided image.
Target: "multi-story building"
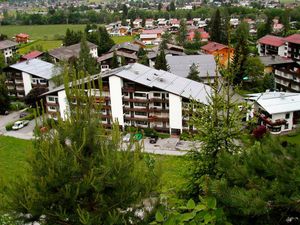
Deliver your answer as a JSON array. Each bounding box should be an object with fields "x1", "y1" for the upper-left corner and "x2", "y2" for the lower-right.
[
  {"x1": 201, "y1": 42, "x2": 234, "y2": 67},
  {"x1": 140, "y1": 29, "x2": 164, "y2": 45},
  {"x1": 42, "y1": 63, "x2": 212, "y2": 134},
  {"x1": 246, "y1": 92, "x2": 300, "y2": 134},
  {"x1": 274, "y1": 62, "x2": 300, "y2": 92},
  {"x1": 284, "y1": 34, "x2": 300, "y2": 61},
  {"x1": 4, "y1": 59, "x2": 60, "y2": 99},
  {"x1": 0, "y1": 40, "x2": 18, "y2": 62}
]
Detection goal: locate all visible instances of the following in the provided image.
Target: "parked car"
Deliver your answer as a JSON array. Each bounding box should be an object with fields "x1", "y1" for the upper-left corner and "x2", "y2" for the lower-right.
[
  {"x1": 19, "y1": 112, "x2": 28, "y2": 118},
  {"x1": 149, "y1": 135, "x2": 158, "y2": 144},
  {"x1": 12, "y1": 120, "x2": 29, "y2": 130}
]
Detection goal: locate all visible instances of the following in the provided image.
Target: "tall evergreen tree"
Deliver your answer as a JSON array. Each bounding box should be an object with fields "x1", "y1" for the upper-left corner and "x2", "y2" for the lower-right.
[
  {"x1": 0, "y1": 52, "x2": 6, "y2": 71},
  {"x1": 98, "y1": 26, "x2": 115, "y2": 55},
  {"x1": 78, "y1": 35, "x2": 99, "y2": 75},
  {"x1": 210, "y1": 9, "x2": 222, "y2": 43},
  {"x1": 232, "y1": 22, "x2": 250, "y2": 85},
  {"x1": 0, "y1": 74, "x2": 9, "y2": 114},
  {"x1": 158, "y1": 2, "x2": 162, "y2": 11},
  {"x1": 177, "y1": 19, "x2": 187, "y2": 46},
  {"x1": 63, "y1": 29, "x2": 82, "y2": 46},
  {"x1": 122, "y1": 4, "x2": 128, "y2": 18},
  {"x1": 169, "y1": 1, "x2": 176, "y2": 11},
  {"x1": 111, "y1": 51, "x2": 119, "y2": 69},
  {"x1": 187, "y1": 63, "x2": 202, "y2": 82},
  {"x1": 154, "y1": 50, "x2": 169, "y2": 71}
]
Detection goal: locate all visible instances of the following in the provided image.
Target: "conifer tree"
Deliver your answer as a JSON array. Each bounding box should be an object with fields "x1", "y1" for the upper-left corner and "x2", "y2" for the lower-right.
[
  {"x1": 0, "y1": 74, "x2": 9, "y2": 114},
  {"x1": 210, "y1": 9, "x2": 222, "y2": 43},
  {"x1": 187, "y1": 63, "x2": 202, "y2": 82},
  {"x1": 98, "y1": 26, "x2": 115, "y2": 55},
  {"x1": 177, "y1": 19, "x2": 187, "y2": 46},
  {"x1": 7, "y1": 70, "x2": 159, "y2": 225},
  {"x1": 154, "y1": 49, "x2": 169, "y2": 71},
  {"x1": 0, "y1": 52, "x2": 6, "y2": 71},
  {"x1": 111, "y1": 51, "x2": 119, "y2": 69},
  {"x1": 169, "y1": 1, "x2": 176, "y2": 11}
]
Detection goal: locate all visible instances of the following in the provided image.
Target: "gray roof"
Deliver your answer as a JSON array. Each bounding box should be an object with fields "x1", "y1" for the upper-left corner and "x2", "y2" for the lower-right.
[
  {"x1": 43, "y1": 63, "x2": 212, "y2": 104},
  {"x1": 97, "y1": 51, "x2": 137, "y2": 62},
  {"x1": 246, "y1": 92, "x2": 300, "y2": 114},
  {"x1": 259, "y1": 55, "x2": 294, "y2": 66},
  {"x1": 109, "y1": 42, "x2": 140, "y2": 53},
  {"x1": 104, "y1": 63, "x2": 212, "y2": 104},
  {"x1": 9, "y1": 59, "x2": 60, "y2": 80},
  {"x1": 0, "y1": 40, "x2": 18, "y2": 50},
  {"x1": 166, "y1": 55, "x2": 217, "y2": 79},
  {"x1": 49, "y1": 41, "x2": 97, "y2": 61}
]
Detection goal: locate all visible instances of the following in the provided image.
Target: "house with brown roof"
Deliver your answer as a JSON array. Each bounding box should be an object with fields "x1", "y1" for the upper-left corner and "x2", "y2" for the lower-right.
[
  {"x1": 49, "y1": 42, "x2": 98, "y2": 62},
  {"x1": 201, "y1": 41, "x2": 234, "y2": 67},
  {"x1": 140, "y1": 29, "x2": 164, "y2": 45}
]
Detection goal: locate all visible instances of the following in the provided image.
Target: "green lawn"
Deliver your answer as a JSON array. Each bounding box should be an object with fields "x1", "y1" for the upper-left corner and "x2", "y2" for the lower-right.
[
  {"x1": 0, "y1": 136, "x2": 32, "y2": 192},
  {"x1": 1, "y1": 24, "x2": 88, "y2": 40},
  {"x1": 112, "y1": 35, "x2": 134, "y2": 44},
  {"x1": 18, "y1": 40, "x2": 62, "y2": 54},
  {"x1": 279, "y1": 131, "x2": 300, "y2": 145}
]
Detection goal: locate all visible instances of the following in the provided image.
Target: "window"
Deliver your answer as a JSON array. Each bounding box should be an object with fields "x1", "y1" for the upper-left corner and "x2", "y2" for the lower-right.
[
  {"x1": 135, "y1": 111, "x2": 147, "y2": 116},
  {"x1": 285, "y1": 113, "x2": 290, "y2": 119},
  {"x1": 124, "y1": 101, "x2": 129, "y2": 106},
  {"x1": 48, "y1": 106, "x2": 57, "y2": 111},
  {"x1": 135, "y1": 102, "x2": 146, "y2": 107},
  {"x1": 153, "y1": 92, "x2": 161, "y2": 97},
  {"x1": 48, "y1": 97, "x2": 55, "y2": 102},
  {"x1": 166, "y1": 93, "x2": 169, "y2": 98},
  {"x1": 136, "y1": 121, "x2": 148, "y2": 125},
  {"x1": 134, "y1": 92, "x2": 147, "y2": 98},
  {"x1": 101, "y1": 65, "x2": 109, "y2": 69},
  {"x1": 39, "y1": 79, "x2": 47, "y2": 84},
  {"x1": 32, "y1": 79, "x2": 37, "y2": 84},
  {"x1": 285, "y1": 123, "x2": 289, "y2": 129},
  {"x1": 154, "y1": 102, "x2": 161, "y2": 107}
]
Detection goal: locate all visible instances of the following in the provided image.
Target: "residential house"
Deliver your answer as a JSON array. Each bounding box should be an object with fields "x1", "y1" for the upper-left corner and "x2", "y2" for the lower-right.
[
  {"x1": 157, "y1": 18, "x2": 167, "y2": 28},
  {"x1": 20, "y1": 50, "x2": 43, "y2": 61},
  {"x1": 201, "y1": 41, "x2": 234, "y2": 67},
  {"x1": 169, "y1": 19, "x2": 180, "y2": 32},
  {"x1": 246, "y1": 92, "x2": 300, "y2": 134},
  {"x1": 15, "y1": 33, "x2": 29, "y2": 43},
  {"x1": 133, "y1": 18, "x2": 143, "y2": 28},
  {"x1": 284, "y1": 34, "x2": 300, "y2": 61},
  {"x1": 109, "y1": 42, "x2": 141, "y2": 55},
  {"x1": 145, "y1": 19, "x2": 155, "y2": 29},
  {"x1": 42, "y1": 63, "x2": 212, "y2": 134},
  {"x1": 272, "y1": 18, "x2": 284, "y2": 33},
  {"x1": 230, "y1": 18, "x2": 239, "y2": 28},
  {"x1": 187, "y1": 29, "x2": 210, "y2": 42},
  {"x1": 166, "y1": 55, "x2": 218, "y2": 84},
  {"x1": 140, "y1": 29, "x2": 164, "y2": 45},
  {"x1": 97, "y1": 51, "x2": 138, "y2": 71},
  {"x1": 49, "y1": 42, "x2": 98, "y2": 62},
  {"x1": 4, "y1": 59, "x2": 60, "y2": 99},
  {"x1": 119, "y1": 26, "x2": 131, "y2": 36},
  {"x1": 0, "y1": 40, "x2": 18, "y2": 62}
]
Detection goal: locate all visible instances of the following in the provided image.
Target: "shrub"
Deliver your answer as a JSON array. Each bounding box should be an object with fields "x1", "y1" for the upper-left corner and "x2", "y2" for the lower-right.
[
  {"x1": 157, "y1": 132, "x2": 170, "y2": 139},
  {"x1": 9, "y1": 101, "x2": 26, "y2": 111},
  {"x1": 5, "y1": 122, "x2": 14, "y2": 131},
  {"x1": 20, "y1": 113, "x2": 35, "y2": 121},
  {"x1": 252, "y1": 125, "x2": 267, "y2": 139},
  {"x1": 180, "y1": 131, "x2": 191, "y2": 140}
]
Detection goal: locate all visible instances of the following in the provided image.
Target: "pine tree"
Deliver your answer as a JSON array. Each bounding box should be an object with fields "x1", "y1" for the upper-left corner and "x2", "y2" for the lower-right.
[
  {"x1": 187, "y1": 63, "x2": 202, "y2": 82},
  {"x1": 232, "y1": 22, "x2": 250, "y2": 85},
  {"x1": 158, "y1": 2, "x2": 162, "y2": 11},
  {"x1": 7, "y1": 70, "x2": 159, "y2": 225},
  {"x1": 169, "y1": 1, "x2": 176, "y2": 11},
  {"x1": 122, "y1": 4, "x2": 128, "y2": 18},
  {"x1": 0, "y1": 52, "x2": 6, "y2": 72},
  {"x1": 154, "y1": 49, "x2": 169, "y2": 71},
  {"x1": 210, "y1": 9, "x2": 222, "y2": 43},
  {"x1": 177, "y1": 19, "x2": 187, "y2": 46},
  {"x1": 78, "y1": 35, "x2": 99, "y2": 75},
  {"x1": 111, "y1": 51, "x2": 119, "y2": 69},
  {"x1": 98, "y1": 26, "x2": 115, "y2": 55},
  {"x1": 0, "y1": 74, "x2": 9, "y2": 114}
]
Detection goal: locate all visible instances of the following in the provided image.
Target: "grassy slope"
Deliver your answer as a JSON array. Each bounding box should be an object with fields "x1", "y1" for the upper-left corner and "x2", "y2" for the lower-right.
[
  {"x1": 0, "y1": 136, "x2": 32, "y2": 187},
  {"x1": 18, "y1": 40, "x2": 63, "y2": 54},
  {"x1": 112, "y1": 35, "x2": 134, "y2": 44}
]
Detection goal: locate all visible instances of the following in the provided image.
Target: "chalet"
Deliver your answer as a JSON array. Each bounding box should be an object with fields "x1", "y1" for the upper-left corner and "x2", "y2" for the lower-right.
[
  {"x1": 119, "y1": 26, "x2": 131, "y2": 36},
  {"x1": 4, "y1": 59, "x2": 60, "y2": 99},
  {"x1": 49, "y1": 42, "x2": 98, "y2": 62},
  {"x1": 257, "y1": 35, "x2": 285, "y2": 57},
  {"x1": 145, "y1": 19, "x2": 155, "y2": 29},
  {"x1": 15, "y1": 33, "x2": 29, "y2": 43},
  {"x1": 201, "y1": 42, "x2": 234, "y2": 67},
  {"x1": 140, "y1": 29, "x2": 164, "y2": 45},
  {"x1": 246, "y1": 92, "x2": 300, "y2": 134},
  {"x1": 20, "y1": 50, "x2": 43, "y2": 61},
  {"x1": 0, "y1": 40, "x2": 18, "y2": 62},
  {"x1": 97, "y1": 51, "x2": 138, "y2": 71},
  {"x1": 109, "y1": 42, "x2": 140, "y2": 55},
  {"x1": 133, "y1": 18, "x2": 143, "y2": 28},
  {"x1": 157, "y1": 18, "x2": 167, "y2": 28}
]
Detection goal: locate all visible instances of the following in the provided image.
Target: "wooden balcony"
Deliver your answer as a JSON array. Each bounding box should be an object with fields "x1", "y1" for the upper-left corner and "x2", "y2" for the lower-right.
[
  {"x1": 149, "y1": 98, "x2": 168, "y2": 103},
  {"x1": 123, "y1": 97, "x2": 149, "y2": 103},
  {"x1": 122, "y1": 87, "x2": 135, "y2": 92}
]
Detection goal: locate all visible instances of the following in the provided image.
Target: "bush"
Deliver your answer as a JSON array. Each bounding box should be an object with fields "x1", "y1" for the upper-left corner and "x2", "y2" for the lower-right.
[
  {"x1": 20, "y1": 113, "x2": 35, "y2": 121},
  {"x1": 5, "y1": 122, "x2": 14, "y2": 131},
  {"x1": 180, "y1": 131, "x2": 191, "y2": 140},
  {"x1": 252, "y1": 125, "x2": 267, "y2": 139},
  {"x1": 9, "y1": 101, "x2": 26, "y2": 111}
]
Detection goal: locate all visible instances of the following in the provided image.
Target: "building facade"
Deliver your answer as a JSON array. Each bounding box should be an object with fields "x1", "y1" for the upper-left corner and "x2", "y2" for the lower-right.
[
  {"x1": 43, "y1": 63, "x2": 212, "y2": 134},
  {"x1": 0, "y1": 40, "x2": 18, "y2": 62}
]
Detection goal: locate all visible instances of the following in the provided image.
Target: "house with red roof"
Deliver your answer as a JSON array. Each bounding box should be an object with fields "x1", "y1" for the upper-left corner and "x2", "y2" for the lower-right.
[
  {"x1": 187, "y1": 29, "x2": 210, "y2": 42},
  {"x1": 283, "y1": 34, "x2": 300, "y2": 61},
  {"x1": 140, "y1": 29, "x2": 164, "y2": 45},
  {"x1": 257, "y1": 35, "x2": 285, "y2": 57},
  {"x1": 201, "y1": 41, "x2": 234, "y2": 67},
  {"x1": 20, "y1": 50, "x2": 43, "y2": 61},
  {"x1": 15, "y1": 33, "x2": 29, "y2": 43}
]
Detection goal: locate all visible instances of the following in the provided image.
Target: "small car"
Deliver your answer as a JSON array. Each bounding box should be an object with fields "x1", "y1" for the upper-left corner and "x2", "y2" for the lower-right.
[
  {"x1": 149, "y1": 135, "x2": 158, "y2": 144},
  {"x1": 19, "y1": 112, "x2": 28, "y2": 118},
  {"x1": 12, "y1": 120, "x2": 29, "y2": 130}
]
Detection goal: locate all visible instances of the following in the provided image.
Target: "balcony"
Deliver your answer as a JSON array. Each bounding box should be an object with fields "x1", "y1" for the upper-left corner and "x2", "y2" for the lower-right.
[
  {"x1": 124, "y1": 107, "x2": 148, "y2": 112},
  {"x1": 148, "y1": 116, "x2": 169, "y2": 122},
  {"x1": 16, "y1": 86, "x2": 24, "y2": 91},
  {"x1": 149, "y1": 107, "x2": 169, "y2": 113},
  {"x1": 149, "y1": 98, "x2": 168, "y2": 103},
  {"x1": 122, "y1": 87, "x2": 135, "y2": 92},
  {"x1": 15, "y1": 79, "x2": 23, "y2": 84},
  {"x1": 46, "y1": 102, "x2": 59, "y2": 107},
  {"x1": 257, "y1": 113, "x2": 287, "y2": 126},
  {"x1": 123, "y1": 97, "x2": 149, "y2": 103}
]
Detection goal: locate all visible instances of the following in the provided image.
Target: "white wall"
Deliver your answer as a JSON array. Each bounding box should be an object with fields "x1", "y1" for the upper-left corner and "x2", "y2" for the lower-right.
[
  {"x1": 22, "y1": 72, "x2": 32, "y2": 95},
  {"x1": 109, "y1": 76, "x2": 124, "y2": 126},
  {"x1": 169, "y1": 93, "x2": 182, "y2": 132},
  {"x1": 272, "y1": 112, "x2": 293, "y2": 131},
  {"x1": 278, "y1": 45, "x2": 285, "y2": 57},
  {"x1": 48, "y1": 80, "x2": 56, "y2": 90},
  {"x1": 58, "y1": 90, "x2": 68, "y2": 121}
]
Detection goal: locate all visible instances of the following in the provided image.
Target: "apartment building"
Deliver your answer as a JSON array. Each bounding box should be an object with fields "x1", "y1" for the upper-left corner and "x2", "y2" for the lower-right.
[
  {"x1": 43, "y1": 63, "x2": 212, "y2": 134},
  {"x1": 246, "y1": 92, "x2": 300, "y2": 134},
  {"x1": 4, "y1": 59, "x2": 60, "y2": 99}
]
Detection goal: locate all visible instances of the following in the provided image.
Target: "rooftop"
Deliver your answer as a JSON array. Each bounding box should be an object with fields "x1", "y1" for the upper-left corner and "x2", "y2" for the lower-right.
[
  {"x1": 283, "y1": 34, "x2": 300, "y2": 45},
  {"x1": 247, "y1": 91, "x2": 300, "y2": 114},
  {"x1": 201, "y1": 41, "x2": 228, "y2": 52},
  {"x1": 259, "y1": 55, "x2": 294, "y2": 66},
  {"x1": 9, "y1": 59, "x2": 60, "y2": 80},
  {"x1": 109, "y1": 42, "x2": 140, "y2": 53},
  {"x1": 97, "y1": 51, "x2": 138, "y2": 62},
  {"x1": 258, "y1": 35, "x2": 285, "y2": 47},
  {"x1": 21, "y1": 50, "x2": 43, "y2": 60},
  {"x1": 0, "y1": 40, "x2": 18, "y2": 50},
  {"x1": 166, "y1": 55, "x2": 217, "y2": 79},
  {"x1": 49, "y1": 41, "x2": 97, "y2": 61}
]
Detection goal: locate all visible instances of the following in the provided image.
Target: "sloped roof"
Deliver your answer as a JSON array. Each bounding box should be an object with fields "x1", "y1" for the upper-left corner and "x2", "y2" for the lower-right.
[
  {"x1": 142, "y1": 29, "x2": 164, "y2": 34},
  {"x1": 166, "y1": 55, "x2": 217, "y2": 79},
  {"x1": 109, "y1": 42, "x2": 140, "y2": 53},
  {"x1": 49, "y1": 41, "x2": 97, "y2": 61},
  {"x1": 97, "y1": 51, "x2": 138, "y2": 62},
  {"x1": 21, "y1": 50, "x2": 43, "y2": 60},
  {"x1": 259, "y1": 55, "x2": 294, "y2": 66},
  {"x1": 0, "y1": 40, "x2": 18, "y2": 50},
  {"x1": 9, "y1": 59, "x2": 60, "y2": 80},
  {"x1": 258, "y1": 35, "x2": 285, "y2": 47},
  {"x1": 246, "y1": 92, "x2": 300, "y2": 114},
  {"x1": 201, "y1": 41, "x2": 228, "y2": 52},
  {"x1": 283, "y1": 34, "x2": 300, "y2": 45}
]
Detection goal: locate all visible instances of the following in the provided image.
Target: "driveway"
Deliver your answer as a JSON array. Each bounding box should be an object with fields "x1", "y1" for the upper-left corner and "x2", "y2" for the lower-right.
[{"x1": 0, "y1": 110, "x2": 38, "y2": 140}]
